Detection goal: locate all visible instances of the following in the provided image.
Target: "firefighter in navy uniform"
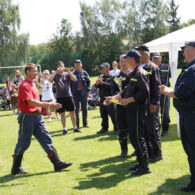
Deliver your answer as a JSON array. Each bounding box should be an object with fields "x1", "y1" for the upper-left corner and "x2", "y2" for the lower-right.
[
  {"x1": 135, "y1": 45, "x2": 162, "y2": 163},
  {"x1": 111, "y1": 54, "x2": 130, "y2": 157},
  {"x1": 160, "y1": 41, "x2": 195, "y2": 192},
  {"x1": 105, "y1": 49, "x2": 151, "y2": 175},
  {"x1": 95, "y1": 62, "x2": 119, "y2": 134},
  {"x1": 152, "y1": 52, "x2": 171, "y2": 136}
]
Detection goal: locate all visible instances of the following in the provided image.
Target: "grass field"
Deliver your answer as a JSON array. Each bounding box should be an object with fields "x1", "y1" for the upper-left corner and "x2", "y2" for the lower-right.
[{"x1": 0, "y1": 75, "x2": 193, "y2": 195}]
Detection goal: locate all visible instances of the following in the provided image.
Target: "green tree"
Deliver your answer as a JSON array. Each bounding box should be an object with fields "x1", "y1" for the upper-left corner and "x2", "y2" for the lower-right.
[{"x1": 167, "y1": 0, "x2": 181, "y2": 32}]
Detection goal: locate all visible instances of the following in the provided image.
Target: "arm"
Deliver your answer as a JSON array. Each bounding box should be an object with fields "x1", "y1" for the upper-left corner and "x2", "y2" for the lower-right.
[
  {"x1": 48, "y1": 71, "x2": 57, "y2": 82},
  {"x1": 67, "y1": 69, "x2": 77, "y2": 82}
]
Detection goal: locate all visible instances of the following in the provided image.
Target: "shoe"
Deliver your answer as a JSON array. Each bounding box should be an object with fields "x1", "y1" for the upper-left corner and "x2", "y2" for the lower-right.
[
  {"x1": 48, "y1": 149, "x2": 73, "y2": 172},
  {"x1": 161, "y1": 130, "x2": 168, "y2": 136},
  {"x1": 83, "y1": 125, "x2": 89, "y2": 128},
  {"x1": 149, "y1": 155, "x2": 163, "y2": 163},
  {"x1": 56, "y1": 116, "x2": 61, "y2": 120},
  {"x1": 97, "y1": 129, "x2": 108, "y2": 134},
  {"x1": 74, "y1": 128, "x2": 82, "y2": 133},
  {"x1": 129, "y1": 164, "x2": 139, "y2": 172},
  {"x1": 120, "y1": 150, "x2": 128, "y2": 158},
  {"x1": 48, "y1": 118, "x2": 52, "y2": 122},
  {"x1": 131, "y1": 166, "x2": 151, "y2": 176},
  {"x1": 11, "y1": 154, "x2": 28, "y2": 175},
  {"x1": 180, "y1": 183, "x2": 195, "y2": 192},
  {"x1": 114, "y1": 130, "x2": 119, "y2": 135},
  {"x1": 62, "y1": 129, "x2": 67, "y2": 135}
]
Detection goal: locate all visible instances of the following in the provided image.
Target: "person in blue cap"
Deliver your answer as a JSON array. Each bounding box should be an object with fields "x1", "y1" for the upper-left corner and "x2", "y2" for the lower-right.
[
  {"x1": 105, "y1": 49, "x2": 151, "y2": 175},
  {"x1": 160, "y1": 41, "x2": 195, "y2": 192},
  {"x1": 152, "y1": 52, "x2": 171, "y2": 136}
]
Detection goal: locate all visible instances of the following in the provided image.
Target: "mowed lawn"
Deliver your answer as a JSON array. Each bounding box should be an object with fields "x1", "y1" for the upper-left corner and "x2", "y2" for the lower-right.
[{"x1": 0, "y1": 76, "x2": 193, "y2": 195}]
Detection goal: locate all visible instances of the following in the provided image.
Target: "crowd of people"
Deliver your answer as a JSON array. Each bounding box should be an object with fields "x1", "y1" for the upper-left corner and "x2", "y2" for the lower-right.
[{"x1": 2, "y1": 40, "x2": 195, "y2": 193}]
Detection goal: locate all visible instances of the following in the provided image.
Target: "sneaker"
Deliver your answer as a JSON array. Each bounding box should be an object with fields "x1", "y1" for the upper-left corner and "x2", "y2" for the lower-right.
[
  {"x1": 97, "y1": 129, "x2": 108, "y2": 134},
  {"x1": 56, "y1": 116, "x2": 61, "y2": 120},
  {"x1": 11, "y1": 167, "x2": 28, "y2": 175},
  {"x1": 48, "y1": 118, "x2": 52, "y2": 122},
  {"x1": 83, "y1": 125, "x2": 89, "y2": 128},
  {"x1": 74, "y1": 128, "x2": 82, "y2": 133},
  {"x1": 62, "y1": 129, "x2": 67, "y2": 135}
]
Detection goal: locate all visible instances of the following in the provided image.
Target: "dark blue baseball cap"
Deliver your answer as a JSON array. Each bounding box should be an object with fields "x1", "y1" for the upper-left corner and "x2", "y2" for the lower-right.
[
  {"x1": 124, "y1": 49, "x2": 141, "y2": 60},
  {"x1": 135, "y1": 45, "x2": 150, "y2": 52},
  {"x1": 181, "y1": 41, "x2": 195, "y2": 49}
]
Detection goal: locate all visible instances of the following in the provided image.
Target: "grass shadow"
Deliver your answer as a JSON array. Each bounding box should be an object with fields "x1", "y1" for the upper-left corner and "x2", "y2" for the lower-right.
[
  {"x1": 75, "y1": 156, "x2": 141, "y2": 190},
  {"x1": 0, "y1": 170, "x2": 70, "y2": 184},
  {"x1": 0, "y1": 113, "x2": 14, "y2": 117},
  {"x1": 149, "y1": 175, "x2": 191, "y2": 195},
  {"x1": 74, "y1": 131, "x2": 118, "y2": 142}
]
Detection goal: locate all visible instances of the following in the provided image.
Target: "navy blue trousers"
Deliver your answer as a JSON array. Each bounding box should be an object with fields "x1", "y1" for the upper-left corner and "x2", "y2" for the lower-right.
[
  {"x1": 14, "y1": 113, "x2": 54, "y2": 155},
  {"x1": 180, "y1": 111, "x2": 195, "y2": 184}
]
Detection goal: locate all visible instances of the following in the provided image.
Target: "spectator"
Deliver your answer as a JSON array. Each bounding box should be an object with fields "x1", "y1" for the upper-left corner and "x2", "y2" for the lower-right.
[{"x1": 109, "y1": 61, "x2": 120, "y2": 76}]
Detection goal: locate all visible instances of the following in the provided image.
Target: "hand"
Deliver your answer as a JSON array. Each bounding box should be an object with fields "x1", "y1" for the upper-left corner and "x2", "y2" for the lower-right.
[
  {"x1": 159, "y1": 85, "x2": 171, "y2": 95},
  {"x1": 87, "y1": 93, "x2": 91, "y2": 98},
  {"x1": 120, "y1": 98, "x2": 130, "y2": 106},
  {"x1": 103, "y1": 99, "x2": 112, "y2": 106},
  {"x1": 96, "y1": 79, "x2": 101, "y2": 85},
  {"x1": 150, "y1": 104, "x2": 157, "y2": 113},
  {"x1": 49, "y1": 102, "x2": 62, "y2": 110}
]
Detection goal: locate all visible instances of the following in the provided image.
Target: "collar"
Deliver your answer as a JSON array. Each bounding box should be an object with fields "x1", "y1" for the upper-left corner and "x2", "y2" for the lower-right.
[{"x1": 183, "y1": 59, "x2": 195, "y2": 69}]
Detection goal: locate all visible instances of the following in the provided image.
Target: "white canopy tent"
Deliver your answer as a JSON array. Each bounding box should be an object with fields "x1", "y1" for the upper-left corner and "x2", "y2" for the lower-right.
[{"x1": 144, "y1": 24, "x2": 195, "y2": 137}]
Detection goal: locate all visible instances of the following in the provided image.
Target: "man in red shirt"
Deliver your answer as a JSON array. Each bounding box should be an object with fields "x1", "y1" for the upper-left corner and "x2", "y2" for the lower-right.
[{"x1": 11, "y1": 63, "x2": 73, "y2": 175}]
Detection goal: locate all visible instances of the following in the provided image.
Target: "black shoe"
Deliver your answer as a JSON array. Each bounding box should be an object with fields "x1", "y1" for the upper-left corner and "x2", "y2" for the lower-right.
[
  {"x1": 11, "y1": 154, "x2": 28, "y2": 175},
  {"x1": 149, "y1": 155, "x2": 163, "y2": 163},
  {"x1": 83, "y1": 125, "x2": 89, "y2": 128},
  {"x1": 131, "y1": 167, "x2": 151, "y2": 176},
  {"x1": 120, "y1": 150, "x2": 128, "y2": 158},
  {"x1": 97, "y1": 129, "x2": 108, "y2": 134},
  {"x1": 180, "y1": 183, "x2": 195, "y2": 192},
  {"x1": 129, "y1": 164, "x2": 139, "y2": 172},
  {"x1": 11, "y1": 167, "x2": 28, "y2": 175},
  {"x1": 74, "y1": 128, "x2": 82, "y2": 133},
  {"x1": 161, "y1": 130, "x2": 168, "y2": 136},
  {"x1": 114, "y1": 130, "x2": 118, "y2": 135},
  {"x1": 49, "y1": 149, "x2": 73, "y2": 172},
  {"x1": 62, "y1": 129, "x2": 67, "y2": 135}
]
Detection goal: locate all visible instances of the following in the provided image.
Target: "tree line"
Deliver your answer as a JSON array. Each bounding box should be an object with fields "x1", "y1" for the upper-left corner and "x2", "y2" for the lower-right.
[{"x1": 0, "y1": 0, "x2": 195, "y2": 81}]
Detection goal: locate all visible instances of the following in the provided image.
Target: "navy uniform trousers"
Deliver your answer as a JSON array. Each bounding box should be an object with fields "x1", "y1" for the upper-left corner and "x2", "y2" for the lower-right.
[
  {"x1": 180, "y1": 111, "x2": 195, "y2": 184},
  {"x1": 126, "y1": 107, "x2": 148, "y2": 159},
  {"x1": 160, "y1": 94, "x2": 170, "y2": 127},
  {"x1": 14, "y1": 113, "x2": 54, "y2": 155},
  {"x1": 100, "y1": 99, "x2": 118, "y2": 131},
  {"x1": 73, "y1": 91, "x2": 88, "y2": 127}
]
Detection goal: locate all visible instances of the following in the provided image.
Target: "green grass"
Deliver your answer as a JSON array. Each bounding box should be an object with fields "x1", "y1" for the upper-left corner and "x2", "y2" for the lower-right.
[{"x1": 0, "y1": 75, "x2": 193, "y2": 195}]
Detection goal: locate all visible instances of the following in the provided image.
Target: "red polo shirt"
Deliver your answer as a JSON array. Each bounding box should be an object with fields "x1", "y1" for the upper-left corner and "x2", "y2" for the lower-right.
[{"x1": 18, "y1": 79, "x2": 41, "y2": 113}]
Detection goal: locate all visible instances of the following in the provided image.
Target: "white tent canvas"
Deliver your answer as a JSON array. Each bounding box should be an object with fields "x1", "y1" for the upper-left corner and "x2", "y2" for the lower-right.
[{"x1": 144, "y1": 24, "x2": 195, "y2": 137}]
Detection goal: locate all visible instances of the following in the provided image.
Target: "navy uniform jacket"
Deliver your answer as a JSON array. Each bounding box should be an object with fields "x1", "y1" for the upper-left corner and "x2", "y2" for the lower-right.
[
  {"x1": 143, "y1": 61, "x2": 161, "y2": 106},
  {"x1": 111, "y1": 71, "x2": 129, "y2": 95},
  {"x1": 173, "y1": 60, "x2": 195, "y2": 113},
  {"x1": 159, "y1": 64, "x2": 171, "y2": 87},
  {"x1": 71, "y1": 70, "x2": 91, "y2": 96},
  {"x1": 120, "y1": 65, "x2": 150, "y2": 110},
  {"x1": 95, "y1": 74, "x2": 113, "y2": 99}
]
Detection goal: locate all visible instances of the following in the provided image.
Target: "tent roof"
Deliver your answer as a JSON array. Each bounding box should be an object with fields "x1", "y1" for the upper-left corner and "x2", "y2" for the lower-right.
[{"x1": 145, "y1": 24, "x2": 195, "y2": 52}]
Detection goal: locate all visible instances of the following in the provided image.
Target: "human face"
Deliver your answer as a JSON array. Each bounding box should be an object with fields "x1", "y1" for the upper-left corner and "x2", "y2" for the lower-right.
[
  {"x1": 119, "y1": 57, "x2": 127, "y2": 70},
  {"x1": 112, "y1": 62, "x2": 118, "y2": 70},
  {"x1": 27, "y1": 66, "x2": 38, "y2": 80},
  {"x1": 152, "y1": 57, "x2": 162, "y2": 66},
  {"x1": 183, "y1": 46, "x2": 195, "y2": 63},
  {"x1": 137, "y1": 50, "x2": 148, "y2": 64},
  {"x1": 43, "y1": 73, "x2": 49, "y2": 79},
  {"x1": 75, "y1": 62, "x2": 82, "y2": 72},
  {"x1": 101, "y1": 66, "x2": 110, "y2": 74},
  {"x1": 57, "y1": 64, "x2": 65, "y2": 73}
]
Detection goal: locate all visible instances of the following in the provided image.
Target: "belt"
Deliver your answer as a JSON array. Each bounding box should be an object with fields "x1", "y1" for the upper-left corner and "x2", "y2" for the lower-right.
[
  {"x1": 21, "y1": 110, "x2": 42, "y2": 116},
  {"x1": 77, "y1": 88, "x2": 81, "y2": 91}
]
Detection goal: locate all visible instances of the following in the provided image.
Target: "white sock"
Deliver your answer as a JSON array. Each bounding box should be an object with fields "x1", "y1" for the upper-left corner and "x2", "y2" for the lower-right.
[
  {"x1": 74, "y1": 126, "x2": 77, "y2": 129},
  {"x1": 63, "y1": 128, "x2": 67, "y2": 131}
]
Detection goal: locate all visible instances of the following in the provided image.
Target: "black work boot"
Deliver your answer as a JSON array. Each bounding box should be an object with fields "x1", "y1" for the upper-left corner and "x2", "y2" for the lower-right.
[
  {"x1": 119, "y1": 138, "x2": 128, "y2": 158},
  {"x1": 150, "y1": 150, "x2": 163, "y2": 163},
  {"x1": 180, "y1": 183, "x2": 195, "y2": 192},
  {"x1": 131, "y1": 157, "x2": 151, "y2": 176},
  {"x1": 11, "y1": 154, "x2": 28, "y2": 175},
  {"x1": 48, "y1": 149, "x2": 73, "y2": 172}
]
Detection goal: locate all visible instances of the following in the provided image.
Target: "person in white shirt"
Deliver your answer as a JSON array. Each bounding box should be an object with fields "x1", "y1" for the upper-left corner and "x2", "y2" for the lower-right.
[
  {"x1": 41, "y1": 70, "x2": 54, "y2": 121},
  {"x1": 109, "y1": 61, "x2": 120, "y2": 76}
]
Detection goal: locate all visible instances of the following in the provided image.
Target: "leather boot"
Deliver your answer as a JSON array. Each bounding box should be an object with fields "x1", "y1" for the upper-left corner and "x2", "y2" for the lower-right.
[
  {"x1": 131, "y1": 156, "x2": 151, "y2": 176},
  {"x1": 119, "y1": 137, "x2": 128, "y2": 158},
  {"x1": 161, "y1": 124, "x2": 169, "y2": 136},
  {"x1": 48, "y1": 149, "x2": 73, "y2": 172},
  {"x1": 11, "y1": 154, "x2": 28, "y2": 175}
]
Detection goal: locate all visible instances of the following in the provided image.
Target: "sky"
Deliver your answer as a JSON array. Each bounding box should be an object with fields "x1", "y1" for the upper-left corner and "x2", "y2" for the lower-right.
[{"x1": 13, "y1": 0, "x2": 195, "y2": 45}]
